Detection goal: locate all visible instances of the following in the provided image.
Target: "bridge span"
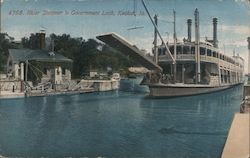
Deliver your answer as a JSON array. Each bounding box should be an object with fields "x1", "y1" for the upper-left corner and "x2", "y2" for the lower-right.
[{"x1": 96, "y1": 33, "x2": 162, "y2": 72}]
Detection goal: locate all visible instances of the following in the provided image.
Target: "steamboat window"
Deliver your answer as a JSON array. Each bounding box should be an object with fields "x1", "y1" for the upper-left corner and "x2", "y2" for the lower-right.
[
  {"x1": 191, "y1": 46, "x2": 195, "y2": 54},
  {"x1": 177, "y1": 46, "x2": 182, "y2": 54},
  {"x1": 207, "y1": 49, "x2": 212, "y2": 56},
  {"x1": 200, "y1": 47, "x2": 205, "y2": 55},
  {"x1": 220, "y1": 54, "x2": 223, "y2": 60},
  {"x1": 158, "y1": 48, "x2": 165, "y2": 55},
  {"x1": 169, "y1": 46, "x2": 174, "y2": 55},
  {"x1": 158, "y1": 48, "x2": 161, "y2": 55},
  {"x1": 183, "y1": 46, "x2": 190, "y2": 54},
  {"x1": 213, "y1": 51, "x2": 217, "y2": 58},
  {"x1": 162, "y1": 47, "x2": 166, "y2": 55}
]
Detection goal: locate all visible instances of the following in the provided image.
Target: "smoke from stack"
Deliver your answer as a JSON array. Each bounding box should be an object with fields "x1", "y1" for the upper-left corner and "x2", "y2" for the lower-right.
[
  {"x1": 213, "y1": 18, "x2": 218, "y2": 48},
  {"x1": 187, "y1": 19, "x2": 192, "y2": 42}
]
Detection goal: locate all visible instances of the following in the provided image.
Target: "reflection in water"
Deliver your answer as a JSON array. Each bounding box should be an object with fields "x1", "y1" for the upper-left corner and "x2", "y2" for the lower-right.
[
  {"x1": 138, "y1": 86, "x2": 242, "y2": 157},
  {"x1": 0, "y1": 85, "x2": 243, "y2": 157},
  {"x1": 158, "y1": 127, "x2": 227, "y2": 136}
]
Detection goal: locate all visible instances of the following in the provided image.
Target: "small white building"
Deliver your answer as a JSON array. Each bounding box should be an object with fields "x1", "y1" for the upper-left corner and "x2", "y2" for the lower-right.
[{"x1": 7, "y1": 49, "x2": 73, "y2": 85}]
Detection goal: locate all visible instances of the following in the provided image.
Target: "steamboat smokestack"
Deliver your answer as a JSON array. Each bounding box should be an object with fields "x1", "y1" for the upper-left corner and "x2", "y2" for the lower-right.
[
  {"x1": 187, "y1": 19, "x2": 192, "y2": 42},
  {"x1": 213, "y1": 18, "x2": 218, "y2": 48}
]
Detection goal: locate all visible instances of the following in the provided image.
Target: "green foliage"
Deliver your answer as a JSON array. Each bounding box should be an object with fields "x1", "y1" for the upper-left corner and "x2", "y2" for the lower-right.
[
  {"x1": 49, "y1": 34, "x2": 136, "y2": 78},
  {"x1": 0, "y1": 32, "x2": 136, "y2": 78},
  {"x1": 0, "y1": 33, "x2": 18, "y2": 72},
  {"x1": 21, "y1": 33, "x2": 40, "y2": 49},
  {"x1": 21, "y1": 33, "x2": 136, "y2": 78}
]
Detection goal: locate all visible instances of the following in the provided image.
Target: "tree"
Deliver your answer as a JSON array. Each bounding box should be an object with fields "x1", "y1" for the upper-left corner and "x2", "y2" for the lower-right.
[
  {"x1": 21, "y1": 33, "x2": 40, "y2": 49},
  {"x1": 20, "y1": 33, "x2": 137, "y2": 78},
  {"x1": 0, "y1": 33, "x2": 17, "y2": 72}
]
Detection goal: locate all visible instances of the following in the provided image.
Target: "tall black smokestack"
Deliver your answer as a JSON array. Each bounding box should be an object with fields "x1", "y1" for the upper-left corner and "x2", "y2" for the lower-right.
[
  {"x1": 187, "y1": 19, "x2": 192, "y2": 42},
  {"x1": 213, "y1": 18, "x2": 218, "y2": 48},
  {"x1": 39, "y1": 32, "x2": 45, "y2": 50}
]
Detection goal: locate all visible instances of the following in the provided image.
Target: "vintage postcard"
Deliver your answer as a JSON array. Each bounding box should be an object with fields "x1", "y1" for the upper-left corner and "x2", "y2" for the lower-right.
[{"x1": 0, "y1": 0, "x2": 249, "y2": 157}]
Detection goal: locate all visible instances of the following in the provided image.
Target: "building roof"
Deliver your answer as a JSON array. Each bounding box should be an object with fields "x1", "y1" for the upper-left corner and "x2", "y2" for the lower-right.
[{"x1": 8, "y1": 49, "x2": 73, "y2": 63}]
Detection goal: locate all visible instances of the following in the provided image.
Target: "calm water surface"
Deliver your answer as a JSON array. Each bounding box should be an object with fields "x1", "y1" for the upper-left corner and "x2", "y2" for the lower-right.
[{"x1": 0, "y1": 85, "x2": 243, "y2": 157}]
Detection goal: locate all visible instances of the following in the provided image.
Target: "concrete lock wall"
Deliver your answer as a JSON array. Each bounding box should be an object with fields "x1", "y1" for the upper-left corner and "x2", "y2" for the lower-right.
[
  {"x1": 97, "y1": 81, "x2": 119, "y2": 91},
  {"x1": 80, "y1": 80, "x2": 119, "y2": 91},
  {"x1": 99, "y1": 82, "x2": 112, "y2": 91}
]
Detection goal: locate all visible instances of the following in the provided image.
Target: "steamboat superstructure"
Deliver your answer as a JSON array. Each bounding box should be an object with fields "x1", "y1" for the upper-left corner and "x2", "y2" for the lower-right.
[
  {"x1": 145, "y1": 8, "x2": 244, "y2": 97},
  {"x1": 147, "y1": 40, "x2": 244, "y2": 97},
  {"x1": 97, "y1": 7, "x2": 244, "y2": 97}
]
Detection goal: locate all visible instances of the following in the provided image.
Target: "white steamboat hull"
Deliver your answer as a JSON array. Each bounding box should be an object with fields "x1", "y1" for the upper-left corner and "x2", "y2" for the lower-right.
[{"x1": 149, "y1": 83, "x2": 242, "y2": 97}]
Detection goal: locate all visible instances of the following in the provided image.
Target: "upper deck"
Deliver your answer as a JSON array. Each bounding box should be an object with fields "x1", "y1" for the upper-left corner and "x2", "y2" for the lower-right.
[{"x1": 158, "y1": 42, "x2": 244, "y2": 72}]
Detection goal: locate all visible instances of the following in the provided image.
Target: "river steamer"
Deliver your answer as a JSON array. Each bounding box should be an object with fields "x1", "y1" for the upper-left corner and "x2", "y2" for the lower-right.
[
  {"x1": 146, "y1": 41, "x2": 244, "y2": 97},
  {"x1": 144, "y1": 9, "x2": 244, "y2": 97},
  {"x1": 97, "y1": 7, "x2": 244, "y2": 97}
]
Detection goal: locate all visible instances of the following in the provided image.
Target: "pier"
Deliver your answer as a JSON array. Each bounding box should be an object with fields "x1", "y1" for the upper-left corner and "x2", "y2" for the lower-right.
[
  {"x1": 80, "y1": 79, "x2": 119, "y2": 92},
  {"x1": 221, "y1": 83, "x2": 250, "y2": 158},
  {"x1": 27, "y1": 88, "x2": 95, "y2": 97},
  {"x1": 221, "y1": 113, "x2": 249, "y2": 158}
]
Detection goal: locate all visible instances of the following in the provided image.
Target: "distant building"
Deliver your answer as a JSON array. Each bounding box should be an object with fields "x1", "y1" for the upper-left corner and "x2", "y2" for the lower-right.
[
  {"x1": 7, "y1": 49, "x2": 72, "y2": 85},
  {"x1": 6, "y1": 31, "x2": 73, "y2": 86}
]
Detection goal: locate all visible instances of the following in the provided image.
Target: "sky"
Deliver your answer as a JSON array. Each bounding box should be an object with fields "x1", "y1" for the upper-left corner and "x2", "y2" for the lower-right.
[{"x1": 1, "y1": 0, "x2": 250, "y2": 72}]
